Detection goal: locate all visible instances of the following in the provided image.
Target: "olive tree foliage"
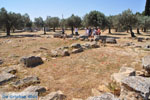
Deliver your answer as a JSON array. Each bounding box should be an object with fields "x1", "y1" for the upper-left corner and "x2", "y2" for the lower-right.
[
  {"x1": 13, "y1": 13, "x2": 24, "y2": 32},
  {"x1": 34, "y1": 17, "x2": 44, "y2": 30},
  {"x1": 106, "y1": 16, "x2": 113, "y2": 34},
  {"x1": 135, "y1": 14, "x2": 144, "y2": 34},
  {"x1": 45, "y1": 16, "x2": 60, "y2": 32},
  {"x1": 118, "y1": 9, "x2": 137, "y2": 37},
  {"x1": 0, "y1": 7, "x2": 25, "y2": 35},
  {"x1": 66, "y1": 14, "x2": 82, "y2": 34},
  {"x1": 22, "y1": 13, "x2": 32, "y2": 32},
  {"x1": 83, "y1": 10, "x2": 107, "y2": 29},
  {"x1": 112, "y1": 15, "x2": 121, "y2": 32},
  {"x1": 140, "y1": 16, "x2": 150, "y2": 32},
  {"x1": 60, "y1": 19, "x2": 67, "y2": 29}
]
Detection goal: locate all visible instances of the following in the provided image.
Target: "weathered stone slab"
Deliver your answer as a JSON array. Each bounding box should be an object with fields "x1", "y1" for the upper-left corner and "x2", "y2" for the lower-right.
[
  {"x1": 51, "y1": 49, "x2": 70, "y2": 57},
  {"x1": 86, "y1": 93, "x2": 120, "y2": 100},
  {"x1": 0, "y1": 72, "x2": 16, "y2": 85},
  {"x1": 20, "y1": 56, "x2": 43, "y2": 67},
  {"x1": 79, "y1": 35, "x2": 88, "y2": 39},
  {"x1": 53, "y1": 33, "x2": 63, "y2": 38},
  {"x1": 106, "y1": 38, "x2": 117, "y2": 44},
  {"x1": 71, "y1": 43, "x2": 82, "y2": 49},
  {"x1": 0, "y1": 59, "x2": 3, "y2": 65},
  {"x1": 122, "y1": 76, "x2": 150, "y2": 99},
  {"x1": 39, "y1": 91, "x2": 66, "y2": 100},
  {"x1": 138, "y1": 38, "x2": 144, "y2": 42},
  {"x1": 142, "y1": 56, "x2": 150, "y2": 73},
  {"x1": 144, "y1": 44, "x2": 150, "y2": 50},
  {"x1": 23, "y1": 86, "x2": 46, "y2": 95},
  {"x1": 94, "y1": 35, "x2": 100, "y2": 41},
  {"x1": 72, "y1": 98, "x2": 83, "y2": 100},
  {"x1": 89, "y1": 42, "x2": 100, "y2": 48},
  {"x1": 1, "y1": 67, "x2": 17, "y2": 74},
  {"x1": 111, "y1": 67, "x2": 135, "y2": 84},
  {"x1": 82, "y1": 42, "x2": 99, "y2": 49},
  {"x1": 12, "y1": 76, "x2": 40, "y2": 88},
  {"x1": 71, "y1": 48, "x2": 83, "y2": 54}
]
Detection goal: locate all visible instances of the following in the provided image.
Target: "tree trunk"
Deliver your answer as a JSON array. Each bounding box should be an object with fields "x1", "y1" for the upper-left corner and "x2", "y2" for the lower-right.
[
  {"x1": 44, "y1": 26, "x2": 46, "y2": 35},
  {"x1": 53, "y1": 27, "x2": 55, "y2": 32},
  {"x1": 30, "y1": 27, "x2": 33, "y2": 32},
  {"x1": 13, "y1": 29, "x2": 15, "y2": 33},
  {"x1": 71, "y1": 27, "x2": 74, "y2": 35},
  {"x1": 127, "y1": 29, "x2": 129, "y2": 33},
  {"x1": 141, "y1": 28, "x2": 144, "y2": 32},
  {"x1": 6, "y1": 27, "x2": 10, "y2": 36},
  {"x1": 115, "y1": 28, "x2": 118, "y2": 32},
  {"x1": 109, "y1": 27, "x2": 111, "y2": 34},
  {"x1": 144, "y1": 28, "x2": 147, "y2": 32},
  {"x1": 137, "y1": 28, "x2": 140, "y2": 34},
  {"x1": 130, "y1": 27, "x2": 136, "y2": 37}
]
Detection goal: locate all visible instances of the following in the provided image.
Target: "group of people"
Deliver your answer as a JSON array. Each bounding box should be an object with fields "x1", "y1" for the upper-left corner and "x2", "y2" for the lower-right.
[
  {"x1": 62, "y1": 27, "x2": 102, "y2": 37},
  {"x1": 85, "y1": 27, "x2": 101, "y2": 37}
]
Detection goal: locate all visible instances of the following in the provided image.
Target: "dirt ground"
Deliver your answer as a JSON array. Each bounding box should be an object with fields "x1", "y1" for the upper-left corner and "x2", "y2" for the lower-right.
[{"x1": 0, "y1": 29, "x2": 150, "y2": 99}]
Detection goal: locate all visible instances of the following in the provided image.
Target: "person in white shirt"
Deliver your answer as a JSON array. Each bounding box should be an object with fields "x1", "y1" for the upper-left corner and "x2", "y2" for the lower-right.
[
  {"x1": 75, "y1": 27, "x2": 79, "y2": 36},
  {"x1": 85, "y1": 28, "x2": 89, "y2": 36}
]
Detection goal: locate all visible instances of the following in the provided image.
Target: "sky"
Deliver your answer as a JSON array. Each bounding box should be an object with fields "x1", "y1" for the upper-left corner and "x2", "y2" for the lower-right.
[{"x1": 0, "y1": 0, "x2": 146, "y2": 20}]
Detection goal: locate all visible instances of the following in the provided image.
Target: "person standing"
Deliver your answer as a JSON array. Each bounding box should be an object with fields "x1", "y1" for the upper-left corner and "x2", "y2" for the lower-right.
[
  {"x1": 62, "y1": 28, "x2": 65, "y2": 34},
  {"x1": 85, "y1": 28, "x2": 89, "y2": 36},
  {"x1": 97, "y1": 28, "x2": 101, "y2": 35},
  {"x1": 89, "y1": 28, "x2": 92, "y2": 37},
  {"x1": 75, "y1": 27, "x2": 79, "y2": 36},
  {"x1": 92, "y1": 28, "x2": 97, "y2": 36}
]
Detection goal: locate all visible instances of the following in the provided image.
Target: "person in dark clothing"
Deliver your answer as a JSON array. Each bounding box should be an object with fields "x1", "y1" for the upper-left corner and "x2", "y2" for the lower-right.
[
  {"x1": 62, "y1": 28, "x2": 65, "y2": 34},
  {"x1": 89, "y1": 28, "x2": 92, "y2": 37}
]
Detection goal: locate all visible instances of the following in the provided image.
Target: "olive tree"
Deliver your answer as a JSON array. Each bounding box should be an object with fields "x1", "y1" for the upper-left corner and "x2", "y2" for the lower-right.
[
  {"x1": 0, "y1": 8, "x2": 25, "y2": 35},
  {"x1": 66, "y1": 14, "x2": 81, "y2": 34},
  {"x1": 60, "y1": 19, "x2": 67, "y2": 29},
  {"x1": 141, "y1": 16, "x2": 150, "y2": 32},
  {"x1": 34, "y1": 17, "x2": 44, "y2": 30},
  {"x1": 45, "y1": 16, "x2": 59, "y2": 32},
  {"x1": 22, "y1": 13, "x2": 32, "y2": 32},
  {"x1": 119, "y1": 9, "x2": 137, "y2": 37},
  {"x1": 135, "y1": 14, "x2": 143, "y2": 34},
  {"x1": 112, "y1": 15, "x2": 121, "y2": 32},
  {"x1": 106, "y1": 16, "x2": 113, "y2": 34},
  {"x1": 83, "y1": 10, "x2": 107, "y2": 29}
]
